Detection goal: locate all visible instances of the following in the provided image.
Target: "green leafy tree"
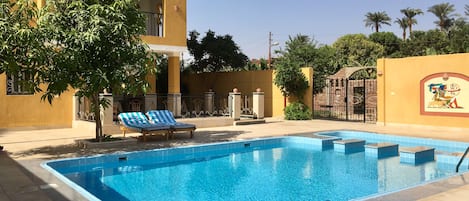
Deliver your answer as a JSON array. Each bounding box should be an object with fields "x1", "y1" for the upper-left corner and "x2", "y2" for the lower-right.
[
  {"x1": 187, "y1": 30, "x2": 248, "y2": 73},
  {"x1": 364, "y1": 11, "x2": 391, "y2": 32},
  {"x1": 257, "y1": 59, "x2": 268, "y2": 70},
  {"x1": 244, "y1": 59, "x2": 268, "y2": 71},
  {"x1": 332, "y1": 34, "x2": 385, "y2": 67},
  {"x1": 37, "y1": 0, "x2": 156, "y2": 141},
  {"x1": 399, "y1": 31, "x2": 426, "y2": 56},
  {"x1": 400, "y1": 8, "x2": 423, "y2": 35},
  {"x1": 421, "y1": 30, "x2": 450, "y2": 55},
  {"x1": 312, "y1": 45, "x2": 338, "y2": 94},
  {"x1": 400, "y1": 30, "x2": 450, "y2": 56},
  {"x1": 395, "y1": 17, "x2": 409, "y2": 40},
  {"x1": 273, "y1": 58, "x2": 309, "y2": 100},
  {"x1": 0, "y1": 0, "x2": 46, "y2": 91},
  {"x1": 277, "y1": 34, "x2": 317, "y2": 67},
  {"x1": 428, "y1": 3, "x2": 456, "y2": 31},
  {"x1": 448, "y1": 19, "x2": 469, "y2": 53},
  {"x1": 276, "y1": 34, "x2": 338, "y2": 95},
  {"x1": 368, "y1": 32, "x2": 402, "y2": 57}
]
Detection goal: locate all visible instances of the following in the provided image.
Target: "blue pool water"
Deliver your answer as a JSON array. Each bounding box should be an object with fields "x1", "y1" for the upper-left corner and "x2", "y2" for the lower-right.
[{"x1": 43, "y1": 131, "x2": 469, "y2": 201}]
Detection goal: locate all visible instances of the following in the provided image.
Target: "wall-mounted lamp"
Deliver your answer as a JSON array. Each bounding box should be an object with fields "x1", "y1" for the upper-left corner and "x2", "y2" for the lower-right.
[
  {"x1": 442, "y1": 73, "x2": 449, "y2": 81},
  {"x1": 377, "y1": 70, "x2": 384, "y2": 76}
]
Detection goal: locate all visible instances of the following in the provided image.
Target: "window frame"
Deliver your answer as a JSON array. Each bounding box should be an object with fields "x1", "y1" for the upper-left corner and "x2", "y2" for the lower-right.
[{"x1": 6, "y1": 71, "x2": 34, "y2": 95}]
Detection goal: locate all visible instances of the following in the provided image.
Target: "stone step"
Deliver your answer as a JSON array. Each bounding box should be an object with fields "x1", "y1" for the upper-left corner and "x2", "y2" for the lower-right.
[
  {"x1": 331, "y1": 138, "x2": 440, "y2": 166},
  {"x1": 333, "y1": 139, "x2": 366, "y2": 154},
  {"x1": 399, "y1": 146, "x2": 435, "y2": 165},
  {"x1": 365, "y1": 142, "x2": 399, "y2": 159}
]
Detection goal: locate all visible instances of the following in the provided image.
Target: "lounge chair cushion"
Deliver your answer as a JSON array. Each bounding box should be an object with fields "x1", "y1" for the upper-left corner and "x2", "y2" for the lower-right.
[
  {"x1": 118, "y1": 112, "x2": 170, "y2": 132},
  {"x1": 146, "y1": 110, "x2": 196, "y2": 130}
]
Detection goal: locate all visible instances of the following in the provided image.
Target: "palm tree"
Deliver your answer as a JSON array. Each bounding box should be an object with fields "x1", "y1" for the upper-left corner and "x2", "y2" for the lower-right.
[
  {"x1": 400, "y1": 8, "x2": 423, "y2": 35},
  {"x1": 364, "y1": 11, "x2": 391, "y2": 32},
  {"x1": 465, "y1": 4, "x2": 469, "y2": 16},
  {"x1": 395, "y1": 17, "x2": 409, "y2": 40},
  {"x1": 428, "y1": 3, "x2": 456, "y2": 31}
]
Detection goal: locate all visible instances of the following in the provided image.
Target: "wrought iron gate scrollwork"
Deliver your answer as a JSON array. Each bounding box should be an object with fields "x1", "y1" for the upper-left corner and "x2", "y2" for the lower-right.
[{"x1": 313, "y1": 78, "x2": 377, "y2": 123}]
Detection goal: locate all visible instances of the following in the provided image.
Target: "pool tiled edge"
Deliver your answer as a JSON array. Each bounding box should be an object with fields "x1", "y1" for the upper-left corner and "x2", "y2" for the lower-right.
[{"x1": 42, "y1": 130, "x2": 469, "y2": 201}]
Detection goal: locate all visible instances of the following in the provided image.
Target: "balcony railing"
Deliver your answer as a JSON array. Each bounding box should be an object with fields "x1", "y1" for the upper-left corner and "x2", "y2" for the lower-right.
[{"x1": 141, "y1": 11, "x2": 163, "y2": 37}]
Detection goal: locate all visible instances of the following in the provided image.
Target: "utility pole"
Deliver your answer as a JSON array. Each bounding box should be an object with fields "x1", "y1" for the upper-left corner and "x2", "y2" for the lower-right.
[
  {"x1": 268, "y1": 32, "x2": 273, "y2": 69},
  {"x1": 268, "y1": 32, "x2": 279, "y2": 69}
]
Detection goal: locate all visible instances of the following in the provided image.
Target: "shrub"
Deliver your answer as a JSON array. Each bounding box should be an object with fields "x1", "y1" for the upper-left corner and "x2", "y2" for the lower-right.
[
  {"x1": 284, "y1": 102, "x2": 312, "y2": 120},
  {"x1": 273, "y1": 58, "x2": 309, "y2": 99}
]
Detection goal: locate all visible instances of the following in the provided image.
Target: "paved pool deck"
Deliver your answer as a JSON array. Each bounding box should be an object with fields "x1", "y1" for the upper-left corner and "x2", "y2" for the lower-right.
[{"x1": 1, "y1": 118, "x2": 469, "y2": 201}]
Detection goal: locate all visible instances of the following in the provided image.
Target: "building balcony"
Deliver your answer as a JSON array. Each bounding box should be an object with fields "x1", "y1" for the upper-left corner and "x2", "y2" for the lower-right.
[{"x1": 141, "y1": 11, "x2": 163, "y2": 37}]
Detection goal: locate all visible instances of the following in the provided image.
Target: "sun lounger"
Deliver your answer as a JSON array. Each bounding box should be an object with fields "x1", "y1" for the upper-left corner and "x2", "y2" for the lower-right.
[
  {"x1": 146, "y1": 110, "x2": 196, "y2": 138},
  {"x1": 118, "y1": 112, "x2": 171, "y2": 141}
]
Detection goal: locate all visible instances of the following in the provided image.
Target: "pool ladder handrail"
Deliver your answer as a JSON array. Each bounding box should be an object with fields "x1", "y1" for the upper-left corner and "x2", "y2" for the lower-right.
[{"x1": 456, "y1": 146, "x2": 469, "y2": 173}]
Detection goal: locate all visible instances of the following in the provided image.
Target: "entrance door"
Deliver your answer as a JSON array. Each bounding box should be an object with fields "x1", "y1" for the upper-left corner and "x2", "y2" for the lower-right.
[{"x1": 313, "y1": 79, "x2": 377, "y2": 123}]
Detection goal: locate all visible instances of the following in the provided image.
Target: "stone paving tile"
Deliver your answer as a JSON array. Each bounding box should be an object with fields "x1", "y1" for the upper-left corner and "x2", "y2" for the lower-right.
[
  {"x1": 418, "y1": 185, "x2": 469, "y2": 201},
  {"x1": 0, "y1": 185, "x2": 11, "y2": 201},
  {"x1": 0, "y1": 152, "x2": 51, "y2": 201}
]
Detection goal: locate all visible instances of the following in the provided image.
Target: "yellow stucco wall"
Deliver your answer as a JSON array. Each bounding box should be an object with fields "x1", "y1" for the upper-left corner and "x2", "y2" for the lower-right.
[
  {"x1": 182, "y1": 67, "x2": 314, "y2": 117},
  {"x1": 0, "y1": 0, "x2": 186, "y2": 129},
  {"x1": 0, "y1": 74, "x2": 73, "y2": 128},
  {"x1": 183, "y1": 70, "x2": 274, "y2": 117},
  {"x1": 141, "y1": 0, "x2": 187, "y2": 47},
  {"x1": 302, "y1": 67, "x2": 314, "y2": 115},
  {"x1": 377, "y1": 53, "x2": 469, "y2": 128},
  {"x1": 35, "y1": 0, "x2": 187, "y2": 48},
  {"x1": 271, "y1": 68, "x2": 313, "y2": 117}
]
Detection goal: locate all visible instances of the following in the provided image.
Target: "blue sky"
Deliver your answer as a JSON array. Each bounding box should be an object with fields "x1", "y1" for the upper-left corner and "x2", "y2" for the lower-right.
[{"x1": 187, "y1": 0, "x2": 468, "y2": 59}]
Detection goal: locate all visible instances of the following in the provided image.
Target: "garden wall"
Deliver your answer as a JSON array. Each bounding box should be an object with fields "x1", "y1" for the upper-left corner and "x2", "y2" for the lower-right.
[
  {"x1": 377, "y1": 53, "x2": 469, "y2": 128},
  {"x1": 182, "y1": 68, "x2": 313, "y2": 117},
  {"x1": 0, "y1": 74, "x2": 73, "y2": 128}
]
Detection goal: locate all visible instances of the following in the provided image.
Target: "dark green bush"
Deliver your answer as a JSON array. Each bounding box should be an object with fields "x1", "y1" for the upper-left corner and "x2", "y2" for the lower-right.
[{"x1": 284, "y1": 102, "x2": 312, "y2": 120}]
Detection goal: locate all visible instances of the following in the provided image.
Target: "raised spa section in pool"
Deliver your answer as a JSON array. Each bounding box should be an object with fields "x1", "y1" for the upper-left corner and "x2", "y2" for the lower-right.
[{"x1": 43, "y1": 130, "x2": 469, "y2": 201}]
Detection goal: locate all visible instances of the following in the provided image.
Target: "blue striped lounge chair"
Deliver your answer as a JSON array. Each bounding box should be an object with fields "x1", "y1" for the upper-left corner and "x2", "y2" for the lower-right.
[
  {"x1": 118, "y1": 112, "x2": 171, "y2": 141},
  {"x1": 146, "y1": 110, "x2": 196, "y2": 138}
]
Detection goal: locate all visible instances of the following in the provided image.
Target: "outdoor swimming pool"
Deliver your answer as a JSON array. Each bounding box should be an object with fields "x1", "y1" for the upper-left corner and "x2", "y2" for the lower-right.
[{"x1": 43, "y1": 130, "x2": 469, "y2": 201}]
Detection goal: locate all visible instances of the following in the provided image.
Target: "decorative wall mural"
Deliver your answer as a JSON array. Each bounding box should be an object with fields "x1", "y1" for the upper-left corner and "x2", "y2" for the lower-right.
[
  {"x1": 420, "y1": 72, "x2": 469, "y2": 117},
  {"x1": 427, "y1": 83, "x2": 462, "y2": 108}
]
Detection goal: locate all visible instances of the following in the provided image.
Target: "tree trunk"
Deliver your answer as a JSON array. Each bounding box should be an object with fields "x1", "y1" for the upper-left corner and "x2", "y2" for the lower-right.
[
  {"x1": 91, "y1": 93, "x2": 103, "y2": 142},
  {"x1": 403, "y1": 30, "x2": 406, "y2": 40},
  {"x1": 283, "y1": 96, "x2": 286, "y2": 108},
  {"x1": 408, "y1": 18, "x2": 413, "y2": 38}
]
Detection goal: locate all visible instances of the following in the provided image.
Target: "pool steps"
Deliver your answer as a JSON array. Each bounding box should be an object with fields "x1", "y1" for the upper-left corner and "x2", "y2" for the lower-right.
[
  {"x1": 399, "y1": 146, "x2": 435, "y2": 165},
  {"x1": 333, "y1": 139, "x2": 366, "y2": 154},
  {"x1": 365, "y1": 143, "x2": 399, "y2": 159},
  {"x1": 313, "y1": 137, "x2": 458, "y2": 166}
]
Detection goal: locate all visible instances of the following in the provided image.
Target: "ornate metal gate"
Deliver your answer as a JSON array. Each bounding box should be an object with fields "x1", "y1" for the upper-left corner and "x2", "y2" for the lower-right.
[{"x1": 313, "y1": 78, "x2": 377, "y2": 123}]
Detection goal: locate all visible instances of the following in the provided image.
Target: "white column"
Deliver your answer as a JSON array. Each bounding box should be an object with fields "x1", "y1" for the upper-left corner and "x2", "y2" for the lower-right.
[
  {"x1": 72, "y1": 94, "x2": 79, "y2": 121},
  {"x1": 230, "y1": 88, "x2": 241, "y2": 120},
  {"x1": 204, "y1": 90, "x2": 215, "y2": 113},
  {"x1": 253, "y1": 88, "x2": 264, "y2": 119}
]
